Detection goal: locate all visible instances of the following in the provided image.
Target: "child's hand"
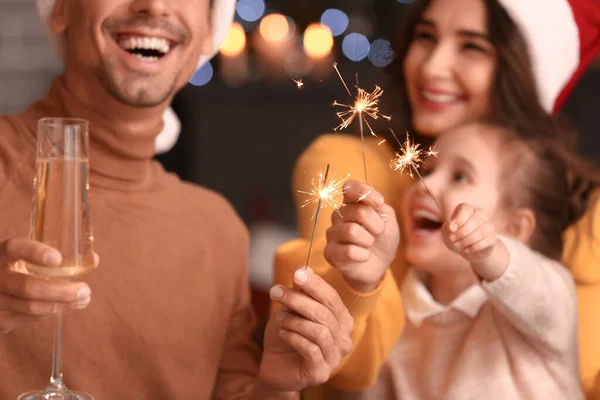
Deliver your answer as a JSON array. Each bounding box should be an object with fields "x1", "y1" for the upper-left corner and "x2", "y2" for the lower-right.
[
  {"x1": 443, "y1": 203, "x2": 497, "y2": 264},
  {"x1": 324, "y1": 180, "x2": 400, "y2": 293}
]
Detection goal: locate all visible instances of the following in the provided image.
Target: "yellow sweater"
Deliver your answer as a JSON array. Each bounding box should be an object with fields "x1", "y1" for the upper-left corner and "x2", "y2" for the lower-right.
[{"x1": 272, "y1": 134, "x2": 600, "y2": 399}]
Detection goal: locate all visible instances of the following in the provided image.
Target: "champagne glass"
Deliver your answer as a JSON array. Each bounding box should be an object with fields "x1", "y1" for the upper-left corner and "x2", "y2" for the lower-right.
[{"x1": 18, "y1": 118, "x2": 96, "y2": 400}]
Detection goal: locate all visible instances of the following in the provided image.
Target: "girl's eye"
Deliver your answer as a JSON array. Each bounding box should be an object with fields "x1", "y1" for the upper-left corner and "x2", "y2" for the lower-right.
[
  {"x1": 453, "y1": 172, "x2": 469, "y2": 183},
  {"x1": 420, "y1": 164, "x2": 434, "y2": 176}
]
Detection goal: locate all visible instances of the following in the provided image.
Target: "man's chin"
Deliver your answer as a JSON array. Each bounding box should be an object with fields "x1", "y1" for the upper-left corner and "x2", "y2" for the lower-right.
[{"x1": 109, "y1": 84, "x2": 176, "y2": 108}]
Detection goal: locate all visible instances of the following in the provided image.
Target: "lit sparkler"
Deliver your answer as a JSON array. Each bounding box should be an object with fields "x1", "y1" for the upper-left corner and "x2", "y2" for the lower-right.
[
  {"x1": 389, "y1": 129, "x2": 448, "y2": 223},
  {"x1": 332, "y1": 62, "x2": 391, "y2": 183},
  {"x1": 298, "y1": 164, "x2": 350, "y2": 269},
  {"x1": 292, "y1": 79, "x2": 304, "y2": 90}
]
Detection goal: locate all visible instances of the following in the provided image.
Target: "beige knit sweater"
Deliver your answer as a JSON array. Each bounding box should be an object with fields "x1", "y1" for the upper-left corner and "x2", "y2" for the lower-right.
[{"x1": 346, "y1": 236, "x2": 584, "y2": 400}]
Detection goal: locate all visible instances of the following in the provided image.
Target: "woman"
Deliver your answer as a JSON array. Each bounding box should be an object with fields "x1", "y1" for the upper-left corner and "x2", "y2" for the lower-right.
[{"x1": 271, "y1": 0, "x2": 600, "y2": 398}]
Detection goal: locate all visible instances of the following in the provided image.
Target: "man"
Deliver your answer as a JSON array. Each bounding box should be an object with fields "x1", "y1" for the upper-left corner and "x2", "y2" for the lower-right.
[{"x1": 0, "y1": 0, "x2": 353, "y2": 398}]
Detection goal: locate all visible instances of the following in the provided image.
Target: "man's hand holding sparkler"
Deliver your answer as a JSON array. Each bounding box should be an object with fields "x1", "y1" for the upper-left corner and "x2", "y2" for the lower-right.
[
  {"x1": 324, "y1": 180, "x2": 400, "y2": 293},
  {"x1": 442, "y1": 203, "x2": 509, "y2": 282},
  {"x1": 256, "y1": 268, "x2": 353, "y2": 398}
]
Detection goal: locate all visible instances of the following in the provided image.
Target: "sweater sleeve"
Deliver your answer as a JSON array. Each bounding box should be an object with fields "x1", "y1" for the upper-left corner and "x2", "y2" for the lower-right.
[
  {"x1": 482, "y1": 235, "x2": 578, "y2": 355},
  {"x1": 562, "y1": 195, "x2": 600, "y2": 395},
  {"x1": 212, "y1": 209, "x2": 261, "y2": 399},
  {"x1": 272, "y1": 134, "x2": 407, "y2": 391}
]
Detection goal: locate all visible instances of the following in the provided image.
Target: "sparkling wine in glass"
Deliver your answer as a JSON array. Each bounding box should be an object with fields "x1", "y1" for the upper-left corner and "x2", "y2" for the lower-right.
[{"x1": 18, "y1": 118, "x2": 96, "y2": 400}]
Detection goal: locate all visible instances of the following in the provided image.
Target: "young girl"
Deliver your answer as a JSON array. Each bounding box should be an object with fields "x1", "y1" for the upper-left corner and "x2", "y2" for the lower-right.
[{"x1": 327, "y1": 118, "x2": 599, "y2": 399}]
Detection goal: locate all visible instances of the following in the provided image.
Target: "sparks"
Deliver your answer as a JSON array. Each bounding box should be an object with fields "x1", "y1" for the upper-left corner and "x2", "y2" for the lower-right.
[
  {"x1": 298, "y1": 165, "x2": 350, "y2": 269},
  {"x1": 292, "y1": 78, "x2": 304, "y2": 90},
  {"x1": 298, "y1": 168, "x2": 349, "y2": 219},
  {"x1": 390, "y1": 130, "x2": 426, "y2": 174},
  {"x1": 426, "y1": 143, "x2": 438, "y2": 158},
  {"x1": 333, "y1": 86, "x2": 391, "y2": 134},
  {"x1": 332, "y1": 63, "x2": 391, "y2": 183},
  {"x1": 389, "y1": 129, "x2": 447, "y2": 223},
  {"x1": 332, "y1": 62, "x2": 391, "y2": 135}
]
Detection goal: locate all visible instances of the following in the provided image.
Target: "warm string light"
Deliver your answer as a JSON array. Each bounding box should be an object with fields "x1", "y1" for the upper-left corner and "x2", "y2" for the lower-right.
[
  {"x1": 332, "y1": 63, "x2": 391, "y2": 183},
  {"x1": 298, "y1": 164, "x2": 350, "y2": 269},
  {"x1": 389, "y1": 129, "x2": 447, "y2": 223}
]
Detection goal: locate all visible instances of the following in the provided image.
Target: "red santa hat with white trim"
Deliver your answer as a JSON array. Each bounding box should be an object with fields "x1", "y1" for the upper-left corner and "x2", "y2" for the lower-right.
[
  {"x1": 497, "y1": 0, "x2": 600, "y2": 114},
  {"x1": 36, "y1": 0, "x2": 236, "y2": 154}
]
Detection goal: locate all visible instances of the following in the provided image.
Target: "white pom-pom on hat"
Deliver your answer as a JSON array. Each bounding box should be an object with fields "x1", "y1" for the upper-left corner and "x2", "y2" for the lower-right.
[{"x1": 36, "y1": 0, "x2": 236, "y2": 154}]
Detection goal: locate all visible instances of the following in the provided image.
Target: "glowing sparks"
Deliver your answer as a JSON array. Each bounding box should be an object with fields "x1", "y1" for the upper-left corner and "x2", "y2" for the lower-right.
[
  {"x1": 293, "y1": 79, "x2": 304, "y2": 90},
  {"x1": 331, "y1": 63, "x2": 391, "y2": 183},
  {"x1": 426, "y1": 143, "x2": 438, "y2": 158},
  {"x1": 333, "y1": 86, "x2": 391, "y2": 134},
  {"x1": 390, "y1": 130, "x2": 427, "y2": 175},
  {"x1": 299, "y1": 165, "x2": 350, "y2": 269},
  {"x1": 331, "y1": 63, "x2": 391, "y2": 137},
  {"x1": 298, "y1": 168, "x2": 349, "y2": 219},
  {"x1": 357, "y1": 191, "x2": 372, "y2": 202},
  {"x1": 389, "y1": 129, "x2": 447, "y2": 223}
]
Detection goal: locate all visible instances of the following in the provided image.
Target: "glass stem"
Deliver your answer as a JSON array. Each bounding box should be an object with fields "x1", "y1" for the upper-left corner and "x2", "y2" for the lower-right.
[{"x1": 46, "y1": 308, "x2": 67, "y2": 393}]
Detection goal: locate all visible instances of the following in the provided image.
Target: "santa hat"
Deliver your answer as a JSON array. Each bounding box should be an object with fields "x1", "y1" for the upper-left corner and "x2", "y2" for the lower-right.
[
  {"x1": 36, "y1": 0, "x2": 236, "y2": 154},
  {"x1": 497, "y1": 0, "x2": 600, "y2": 114}
]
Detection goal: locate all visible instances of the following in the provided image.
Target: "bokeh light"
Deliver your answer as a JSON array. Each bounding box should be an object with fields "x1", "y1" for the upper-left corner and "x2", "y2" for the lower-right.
[
  {"x1": 303, "y1": 23, "x2": 334, "y2": 59},
  {"x1": 259, "y1": 13, "x2": 290, "y2": 44},
  {"x1": 219, "y1": 22, "x2": 246, "y2": 57},
  {"x1": 284, "y1": 50, "x2": 313, "y2": 77},
  {"x1": 342, "y1": 33, "x2": 370, "y2": 62},
  {"x1": 189, "y1": 62, "x2": 213, "y2": 86},
  {"x1": 236, "y1": 0, "x2": 265, "y2": 22},
  {"x1": 320, "y1": 9, "x2": 349, "y2": 37},
  {"x1": 368, "y1": 39, "x2": 395, "y2": 68},
  {"x1": 285, "y1": 16, "x2": 297, "y2": 41}
]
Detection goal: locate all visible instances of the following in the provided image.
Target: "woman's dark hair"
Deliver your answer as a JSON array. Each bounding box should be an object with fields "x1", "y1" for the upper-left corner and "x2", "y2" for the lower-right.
[
  {"x1": 484, "y1": 116, "x2": 600, "y2": 261},
  {"x1": 385, "y1": 0, "x2": 548, "y2": 148}
]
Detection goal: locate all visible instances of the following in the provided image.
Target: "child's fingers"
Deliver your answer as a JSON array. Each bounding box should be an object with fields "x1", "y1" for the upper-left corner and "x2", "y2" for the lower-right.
[
  {"x1": 451, "y1": 207, "x2": 487, "y2": 241},
  {"x1": 463, "y1": 234, "x2": 497, "y2": 255},
  {"x1": 326, "y1": 222, "x2": 375, "y2": 249},
  {"x1": 455, "y1": 222, "x2": 493, "y2": 250},
  {"x1": 447, "y1": 203, "x2": 476, "y2": 234}
]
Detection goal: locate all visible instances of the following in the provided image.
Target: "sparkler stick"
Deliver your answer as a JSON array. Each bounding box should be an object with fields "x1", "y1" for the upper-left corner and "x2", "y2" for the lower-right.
[
  {"x1": 298, "y1": 165, "x2": 350, "y2": 269},
  {"x1": 332, "y1": 63, "x2": 391, "y2": 184},
  {"x1": 359, "y1": 116, "x2": 367, "y2": 183},
  {"x1": 389, "y1": 129, "x2": 448, "y2": 224}
]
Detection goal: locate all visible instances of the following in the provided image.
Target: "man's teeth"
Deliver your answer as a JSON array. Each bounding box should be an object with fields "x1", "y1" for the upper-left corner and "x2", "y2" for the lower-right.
[
  {"x1": 413, "y1": 209, "x2": 441, "y2": 223},
  {"x1": 422, "y1": 91, "x2": 457, "y2": 103},
  {"x1": 119, "y1": 36, "x2": 170, "y2": 56}
]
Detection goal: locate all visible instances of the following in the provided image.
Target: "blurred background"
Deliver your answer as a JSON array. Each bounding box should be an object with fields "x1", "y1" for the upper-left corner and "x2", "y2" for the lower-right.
[{"x1": 1, "y1": 0, "x2": 599, "y2": 317}]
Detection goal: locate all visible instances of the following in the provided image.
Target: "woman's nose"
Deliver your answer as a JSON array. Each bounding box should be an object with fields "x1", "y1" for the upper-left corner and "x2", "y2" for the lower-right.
[{"x1": 420, "y1": 43, "x2": 454, "y2": 81}]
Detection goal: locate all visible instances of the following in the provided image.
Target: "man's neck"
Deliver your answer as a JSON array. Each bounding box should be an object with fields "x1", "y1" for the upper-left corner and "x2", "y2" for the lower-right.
[{"x1": 21, "y1": 75, "x2": 168, "y2": 189}]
